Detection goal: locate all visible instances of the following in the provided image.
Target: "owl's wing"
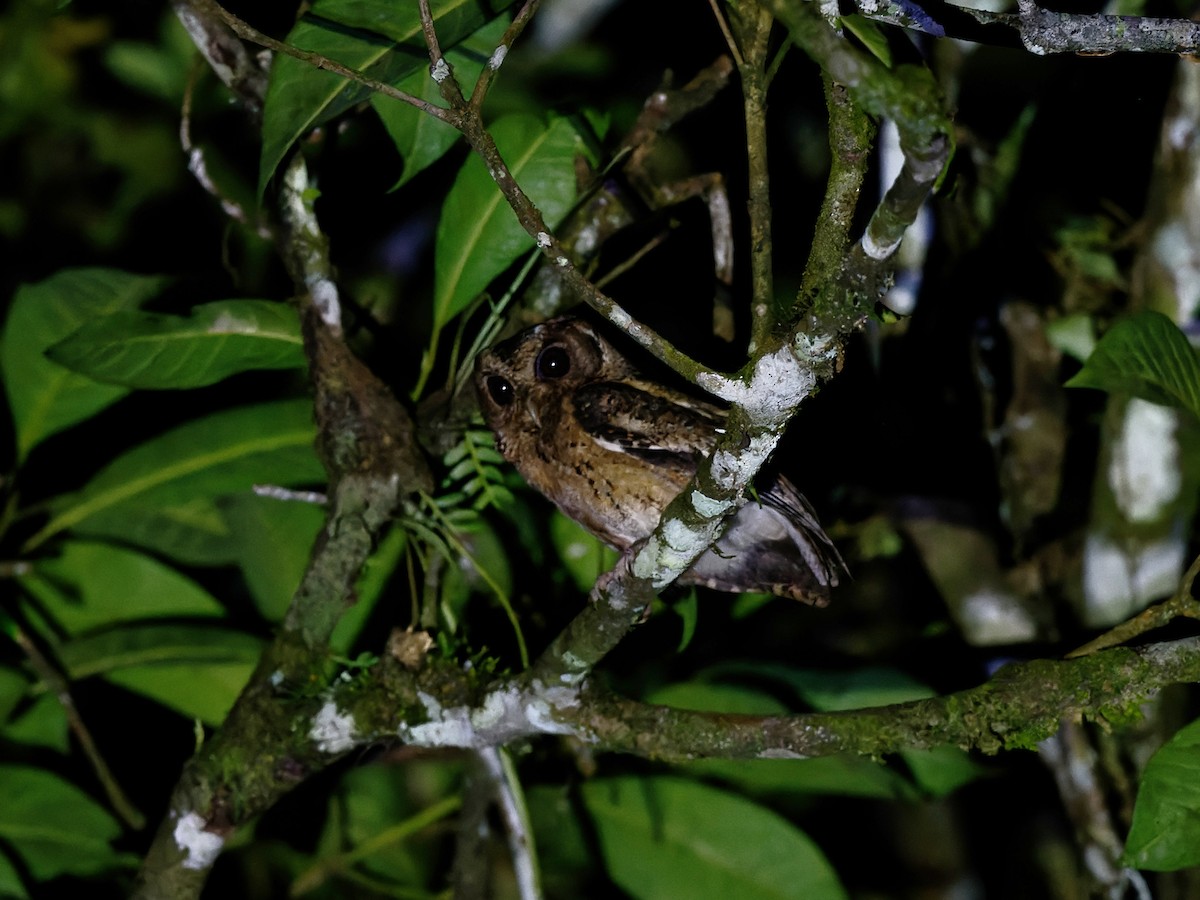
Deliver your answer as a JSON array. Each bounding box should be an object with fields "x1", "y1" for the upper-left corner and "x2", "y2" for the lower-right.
[
  {"x1": 572, "y1": 380, "x2": 725, "y2": 471},
  {"x1": 683, "y1": 474, "x2": 846, "y2": 606}
]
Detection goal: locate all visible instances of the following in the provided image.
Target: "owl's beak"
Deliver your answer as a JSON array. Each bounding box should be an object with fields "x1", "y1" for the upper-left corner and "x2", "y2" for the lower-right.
[{"x1": 524, "y1": 399, "x2": 541, "y2": 428}]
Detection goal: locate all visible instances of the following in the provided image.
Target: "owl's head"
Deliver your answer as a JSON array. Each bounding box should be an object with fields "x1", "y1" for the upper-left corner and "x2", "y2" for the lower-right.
[{"x1": 475, "y1": 316, "x2": 636, "y2": 435}]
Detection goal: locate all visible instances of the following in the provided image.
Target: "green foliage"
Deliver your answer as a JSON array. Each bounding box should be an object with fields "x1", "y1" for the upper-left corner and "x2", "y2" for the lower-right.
[
  {"x1": 373, "y1": 17, "x2": 510, "y2": 189},
  {"x1": 5, "y1": 1, "x2": 1198, "y2": 897},
  {"x1": 0, "y1": 266, "x2": 329, "y2": 884},
  {"x1": 0, "y1": 268, "x2": 165, "y2": 460},
  {"x1": 432, "y1": 112, "x2": 585, "y2": 330},
  {"x1": 0, "y1": 765, "x2": 130, "y2": 882},
  {"x1": 550, "y1": 510, "x2": 619, "y2": 593},
  {"x1": 1066, "y1": 310, "x2": 1200, "y2": 420},
  {"x1": 46, "y1": 300, "x2": 305, "y2": 389},
  {"x1": 1124, "y1": 716, "x2": 1200, "y2": 870},
  {"x1": 260, "y1": 0, "x2": 519, "y2": 194},
  {"x1": 578, "y1": 776, "x2": 846, "y2": 900}
]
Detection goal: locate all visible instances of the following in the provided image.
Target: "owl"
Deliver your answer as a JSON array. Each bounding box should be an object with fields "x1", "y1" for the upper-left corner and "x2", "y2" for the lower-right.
[{"x1": 474, "y1": 316, "x2": 843, "y2": 605}]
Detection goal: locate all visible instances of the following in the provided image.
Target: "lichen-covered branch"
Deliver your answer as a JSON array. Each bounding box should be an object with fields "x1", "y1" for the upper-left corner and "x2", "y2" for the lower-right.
[
  {"x1": 135, "y1": 12, "x2": 434, "y2": 894},
  {"x1": 977, "y1": 0, "x2": 1200, "y2": 55},
  {"x1": 245, "y1": 635, "x2": 1200, "y2": 765}
]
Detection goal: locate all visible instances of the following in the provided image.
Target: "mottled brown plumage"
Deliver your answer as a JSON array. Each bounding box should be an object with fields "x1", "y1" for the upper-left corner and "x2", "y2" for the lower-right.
[{"x1": 474, "y1": 316, "x2": 843, "y2": 606}]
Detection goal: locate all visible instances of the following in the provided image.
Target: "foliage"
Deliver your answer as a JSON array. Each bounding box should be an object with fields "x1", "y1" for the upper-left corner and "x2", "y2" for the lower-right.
[{"x1": 2, "y1": 0, "x2": 1200, "y2": 898}]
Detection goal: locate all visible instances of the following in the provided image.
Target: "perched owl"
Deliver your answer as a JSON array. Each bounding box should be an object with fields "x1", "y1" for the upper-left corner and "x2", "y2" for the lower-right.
[{"x1": 474, "y1": 316, "x2": 843, "y2": 605}]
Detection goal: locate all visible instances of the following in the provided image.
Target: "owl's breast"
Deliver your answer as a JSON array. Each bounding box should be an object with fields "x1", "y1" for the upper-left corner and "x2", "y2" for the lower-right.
[{"x1": 516, "y1": 410, "x2": 688, "y2": 549}]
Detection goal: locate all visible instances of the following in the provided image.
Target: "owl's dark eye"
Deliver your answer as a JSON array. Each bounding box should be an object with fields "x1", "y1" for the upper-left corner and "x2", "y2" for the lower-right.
[
  {"x1": 486, "y1": 375, "x2": 515, "y2": 406},
  {"x1": 535, "y1": 345, "x2": 571, "y2": 381}
]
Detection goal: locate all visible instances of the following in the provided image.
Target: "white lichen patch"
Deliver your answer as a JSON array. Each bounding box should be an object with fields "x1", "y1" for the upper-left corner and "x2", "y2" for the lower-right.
[
  {"x1": 1109, "y1": 399, "x2": 1180, "y2": 523},
  {"x1": 522, "y1": 680, "x2": 580, "y2": 735},
  {"x1": 431, "y1": 58, "x2": 450, "y2": 83},
  {"x1": 309, "y1": 701, "x2": 357, "y2": 754},
  {"x1": 757, "y1": 748, "x2": 807, "y2": 760},
  {"x1": 607, "y1": 307, "x2": 632, "y2": 331},
  {"x1": 489, "y1": 44, "x2": 508, "y2": 70},
  {"x1": 691, "y1": 489, "x2": 734, "y2": 518},
  {"x1": 311, "y1": 278, "x2": 341, "y2": 327},
  {"x1": 861, "y1": 229, "x2": 902, "y2": 261},
  {"x1": 174, "y1": 810, "x2": 225, "y2": 871},
  {"x1": 471, "y1": 686, "x2": 516, "y2": 732},
  {"x1": 709, "y1": 431, "x2": 778, "y2": 489},
  {"x1": 402, "y1": 691, "x2": 474, "y2": 747},
  {"x1": 536, "y1": 231, "x2": 552, "y2": 248},
  {"x1": 708, "y1": 347, "x2": 816, "y2": 425},
  {"x1": 207, "y1": 311, "x2": 255, "y2": 334}
]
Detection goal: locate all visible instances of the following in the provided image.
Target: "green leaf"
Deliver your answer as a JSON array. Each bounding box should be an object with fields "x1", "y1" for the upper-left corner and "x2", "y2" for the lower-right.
[
  {"x1": 0, "y1": 694, "x2": 69, "y2": 753},
  {"x1": 0, "y1": 765, "x2": 123, "y2": 880},
  {"x1": 260, "y1": 0, "x2": 517, "y2": 194},
  {"x1": 549, "y1": 511, "x2": 619, "y2": 593},
  {"x1": 901, "y1": 745, "x2": 986, "y2": 798},
  {"x1": 372, "y1": 17, "x2": 508, "y2": 189},
  {"x1": 1045, "y1": 312, "x2": 1097, "y2": 363},
  {"x1": 433, "y1": 113, "x2": 582, "y2": 329},
  {"x1": 107, "y1": 662, "x2": 256, "y2": 725},
  {"x1": 28, "y1": 398, "x2": 323, "y2": 550},
  {"x1": 46, "y1": 300, "x2": 304, "y2": 389},
  {"x1": 220, "y1": 493, "x2": 326, "y2": 622},
  {"x1": 73, "y1": 496, "x2": 240, "y2": 566},
  {"x1": 1124, "y1": 717, "x2": 1200, "y2": 870},
  {"x1": 18, "y1": 540, "x2": 224, "y2": 635},
  {"x1": 1065, "y1": 310, "x2": 1200, "y2": 419},
  {"x1": 582, "y1": 776, "x2": 847, "y2": 900},
  {"x1": 0, "y1": 846, "x2": 29, "y2": 900},
  {"x1": 58, "y1": 624, "x2": 264, "y2": 724},
  {"x1": 0, "y1": 667, "x2": 28, "y2": 723},
  {"x1": 673, "y1": 590, "x2": 698, "y2": 652},
  {"x1": 0, "y1": 268, "x2": 168, "y2": 459},
  {"x1": 841, "y1": 15, "x2": 892, "y2": 66},
  {"x1": 332, "y1": 525, "x2": 406, "y2": 654},
  {"x1": 57, "y1": 623, "x2": 263, "y2": 678}
]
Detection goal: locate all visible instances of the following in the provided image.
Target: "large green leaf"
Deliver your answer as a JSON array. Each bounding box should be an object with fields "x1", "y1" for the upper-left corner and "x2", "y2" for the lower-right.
[
  {"x1": 260, "y1": 0, "x2": 517, "y2": 194},
  {"x1": 58, "y1": 624, "x2": 264, "y2": 725},
  {"x1": 220, "y1": 492, "x2": 326, "y2": 622},
  {"x1": 1124, "y1": 717, "x2": 1200, "y2": 870},
  {"x1": 0, "y1": 268, "x2": 167, "y2": 459},
  {"x1": 46, "y1": 300, "x2": 304, "y2": 389},
  {"x1": 433, "y1": 113, "x2": 582, "y2": 328},
  {"x1": 0, "y1": 765, "x2": 124, "y2": 880},
  {"x1": 1066, "y1": 310, "x2": 1200, "y2": 420},
  {"x1": 28, "y1": 398, "x2": 323, "y2": 550},
  {"x1": 371, "y1": 17, "x2": 508, "y2": 190},
  {"x1": 582, "y1": 776, "x2": 846, "y2": 900},
  {"x1": 58, "y1": 623, "x2": 263, "y2": 678},
  {"x1": 19, "y1": 540, "x2": 223, "y2": 635},
  {"x1": 0, "y1": 846, "x2": 27, "y2": 900},
  {"x1": 550, "y1": 511, "x2": 619, "y2": 594}
]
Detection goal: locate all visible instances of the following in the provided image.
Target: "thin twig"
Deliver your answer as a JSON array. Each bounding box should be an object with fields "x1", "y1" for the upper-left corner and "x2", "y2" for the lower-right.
[
  {"x1": 192, "y1": 0, "x2": 456, "y2": 123},
  {"x1": 480, "y1": 747, "x2": 541, "y2": 900},
  {"x1": 469, "y1": 0, "x2": 544, "y2": 109},
  {"x1": 1067, "y1": 552, "x2": 1200, "y2": 658},
  {"x1": 8, "y1": 623, "x2": 145, "y2": 830}
]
